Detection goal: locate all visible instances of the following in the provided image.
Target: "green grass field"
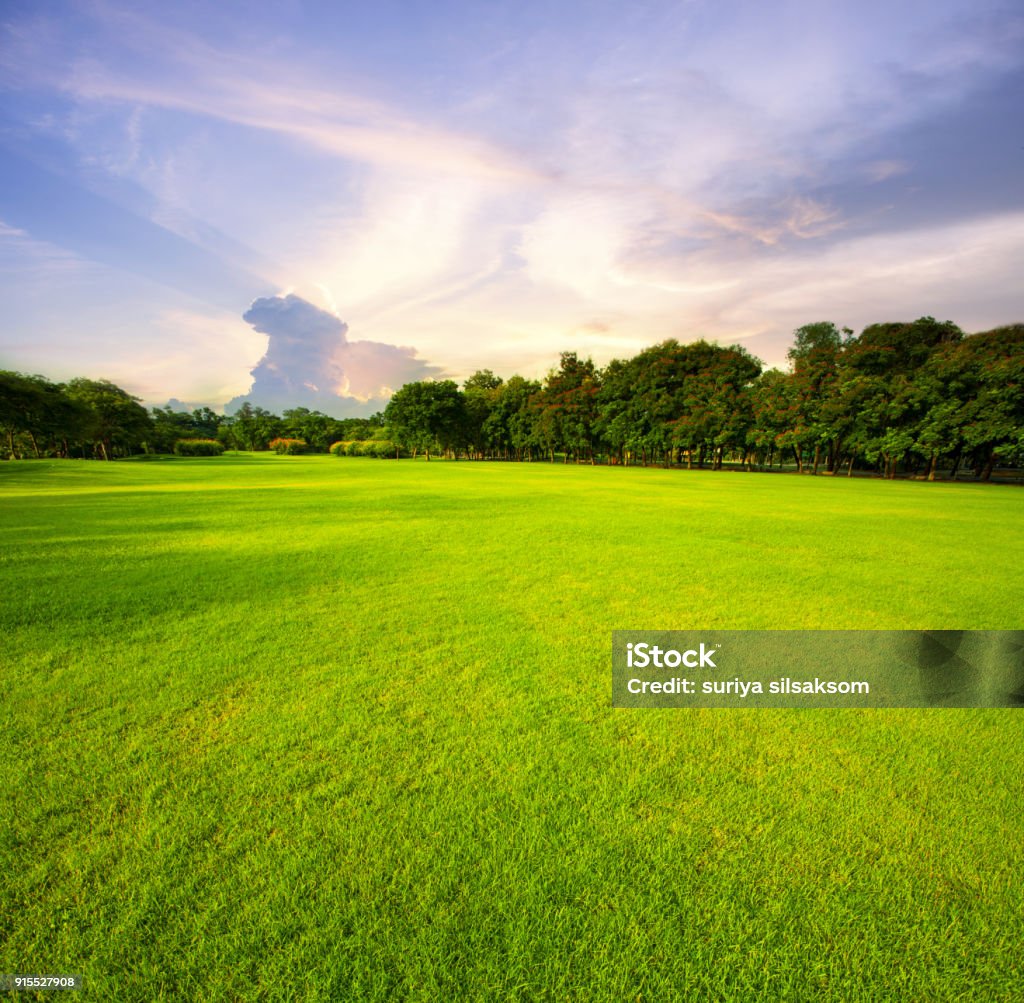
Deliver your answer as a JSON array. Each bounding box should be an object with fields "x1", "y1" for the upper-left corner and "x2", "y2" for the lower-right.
[{"x1": 2, "y1": 455, "x2": 1023, "y2": 1001}]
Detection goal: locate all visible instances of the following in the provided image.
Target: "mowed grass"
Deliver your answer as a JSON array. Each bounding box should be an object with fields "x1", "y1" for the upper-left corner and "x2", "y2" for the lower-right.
[{"x1": 1, "y1": 455, "x2": 1022, "y2": 1001}]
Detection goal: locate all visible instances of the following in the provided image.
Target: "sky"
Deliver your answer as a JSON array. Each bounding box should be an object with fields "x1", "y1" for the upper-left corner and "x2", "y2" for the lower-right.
[{"x1": 1, "y1": 0, "x2": 1022, "y2": 416}]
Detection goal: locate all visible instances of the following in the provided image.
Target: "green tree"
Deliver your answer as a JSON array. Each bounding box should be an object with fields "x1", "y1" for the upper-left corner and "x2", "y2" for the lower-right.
[
  {"x1": 282, "y1": 408, "x2": 338, "y2": 452},
  {"x1": 64, "y1": 378, "x2": 152, "y2": 460},
  {"x1": 149, "y1": 406, "x2": 199, "y2": 453},
  {"x1": 463, "y1": 371, "x2": 503, "y2": 459},
  {"x1": 222, "y1": 403, "x2": 282, "y2": 451},
  {"x1": 839, "y1": 317, "x2": 963, "y2": 477},
  {"x1": 384, "y1": 381, "x2": 466, "y2": 460},
  {"x1": 916, "y1": 325, "x2": 1024, "y2": 479},
  {"x1": 191, "y1": 407, "x2": 223, "y2": 439},
  {"x1": 530, "y1": 353, "x2": 600, "y2": 463},
  {"x1": 786, "y1": 322, "x2": 851, "y2": 473},
  {"x1": 668, "y1": 342, "x2": 761, "y2": 469},
  {"x1": 595, "y1": 356, "x2": 648, "y2": 465},
  {"x1": 746, "y1": 369, "x2": 792, "y2": 469},
  {"x1": 0, "y1": 371, "x2": 48, "y2": 457},
  {"x1": 483, "y1": 376, "x2": 540, "y2": 460}
]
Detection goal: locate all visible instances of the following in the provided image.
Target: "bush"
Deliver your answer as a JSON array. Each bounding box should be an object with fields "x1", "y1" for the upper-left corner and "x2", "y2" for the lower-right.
[
  {"x1": 174, "y1": 438, "x2": 225, "y2": 456},
  {"x1": 329, "y1": 439, "x2": 403, "y2": 458},
  {"x1": 367, "y1": 440, "x2": 402, "y2": 459},
  {"x1": 269, "y1": 437, "x2": 306, "y2": 455}
]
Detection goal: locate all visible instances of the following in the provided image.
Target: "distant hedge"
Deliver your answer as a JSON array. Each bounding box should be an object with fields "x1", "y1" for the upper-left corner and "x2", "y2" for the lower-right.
[
  {"x1": 174, "y1": 438, "x2": 225, "y2": 456},
  {"x1": 269, "y1": 437, "x2": 307, "y2": 455},
  {"x1": 329, "y1": 440, "x2": 403, "y2": 459}
]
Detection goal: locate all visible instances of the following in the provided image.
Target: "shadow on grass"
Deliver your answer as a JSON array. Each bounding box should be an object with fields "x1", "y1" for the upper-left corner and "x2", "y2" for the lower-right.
[{"x1": 122, "y1": 452, "x2": 275, "y2": 464}]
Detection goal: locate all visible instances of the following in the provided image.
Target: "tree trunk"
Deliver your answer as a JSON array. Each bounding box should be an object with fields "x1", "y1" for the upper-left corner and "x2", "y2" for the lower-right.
[
  {"x1": 927, "y1": 451, "x2": 938, "y2": 481},
  {"x1": 847, "y1": 456, "x2": 854, "y2": 477},
  {"x1": 792, "y1": 446, "x2": 803, "y2": 473},
  {"x1": 812, "y1": 444, "x2": 821, "y2": 475},
  {"x1": 980, "y1": 448, "x2": 996, "y2": 482}
]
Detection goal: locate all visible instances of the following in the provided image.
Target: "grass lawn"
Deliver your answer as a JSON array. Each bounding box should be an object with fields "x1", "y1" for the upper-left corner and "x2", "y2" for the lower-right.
[{"x1": 1, "y1": 454, "x2": 1022, "y2": 1000}]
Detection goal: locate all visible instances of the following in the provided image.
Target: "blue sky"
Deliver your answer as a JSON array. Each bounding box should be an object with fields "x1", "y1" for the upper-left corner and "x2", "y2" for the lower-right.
[{"x1": 1, "y1": 0, "x2": 1022, "y2": 414}]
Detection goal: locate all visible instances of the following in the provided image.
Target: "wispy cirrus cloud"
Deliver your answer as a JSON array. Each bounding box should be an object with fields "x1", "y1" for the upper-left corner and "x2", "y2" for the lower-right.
[
  {"x1": 0, "y1": 0, "x2": 1021, "y2": 407},
  {"x1": 4, "y1": 3, "x2": 549, "y2": 189}
]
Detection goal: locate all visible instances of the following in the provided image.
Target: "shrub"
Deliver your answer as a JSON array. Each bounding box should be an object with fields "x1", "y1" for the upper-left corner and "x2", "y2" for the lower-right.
[
  {"x1": 269, "y1": 437, "x2": 307, "y2": 455},
  {"x1": 367, "y1": 440, "x2": 402, "y2": 459},
  {"x1": 174, "y1": 438, "x2": 225, "y2": 457},
  {"x1": 329, "y1": 439, "x2": 404, "y2": 458}
]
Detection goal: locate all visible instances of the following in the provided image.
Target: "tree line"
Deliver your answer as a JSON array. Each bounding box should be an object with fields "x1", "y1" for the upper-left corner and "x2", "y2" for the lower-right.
[
  {"x1": 383, "y1": 318, "x2": 1023, "y2": 480},
  {"x1": 0, "y1": 375, "x2": 383, "y2": 460},
  {"x1": 2, "y1": 317, "x2": 1021, "y2": 479}
]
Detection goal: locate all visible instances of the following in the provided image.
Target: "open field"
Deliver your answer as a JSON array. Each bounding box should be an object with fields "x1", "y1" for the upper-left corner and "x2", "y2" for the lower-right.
[{"x1": 2, "y1": 455, "x2": 1023, "y2": 1000}]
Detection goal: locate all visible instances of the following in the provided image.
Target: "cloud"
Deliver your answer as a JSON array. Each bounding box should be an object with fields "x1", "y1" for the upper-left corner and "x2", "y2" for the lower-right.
[
  {"x1": 1, "y1": 3, "x2": 547, "y2": 190},
  {"x1": 230, "y1": 294, "x2": 440, "y2": 417},
  {"x1": 0, "y1": 147, "x2": 268, "y2": 309},
  {"x1": 864, "y1": 160, "x2": 911, "y2": 183},
  {"x1": 2, "y1": 1, "x2": 1021, "y2": 399},
  {"x1": 714, "y1": 210, "x2": 1024, "y2": 359}
]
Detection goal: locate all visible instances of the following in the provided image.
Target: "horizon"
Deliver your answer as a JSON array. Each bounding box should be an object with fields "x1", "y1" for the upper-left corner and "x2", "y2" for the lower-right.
[{"x1": 2, "y1": 0, "x2": 1023, "y2": 416}]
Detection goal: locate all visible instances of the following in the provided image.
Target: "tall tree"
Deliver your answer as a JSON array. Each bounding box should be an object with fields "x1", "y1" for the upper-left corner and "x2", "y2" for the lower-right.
[
  {"x1": 531, "y1": 353, "x2": 600, "y2": 463},
  {"x1": 282, "y1": 408, "x2": 338, "y2": 451},
  {"x1": 223, "y1": 403, "x2": 282, "y2": 451},
  {"x1": 669, "y1": 342, "x2": 761, "y2": 469},
  {"x1": 746, "y1": 369, "x2": 792, "y2": 469},
  {"x1": 840, "y1": 317, "x2": 963, "y2": 477},
  {"x1": 463, "y1": 371, "x2": 503, "y2": 459},
  {"x1": 64, "y1": 378, "x2": 152, "y2": 460},
  {"x1": 149, "y1": 406, "x2": 200, "y2": 453},
  {"x1": 384, "y1": 380, "x2": 465, "y2": 460},
  {"x1": 484, "y1": 376, "x2": 540, "y2": 460},
  {"x1": 918, "y1": 325, "x2": 1024, "y2": 479},
  {"x1": 0, "y1": 371, "x2": 47, "y2": 457},
  {"x1": 786, "y1": 322, "x2": 850, "y2": 473}
]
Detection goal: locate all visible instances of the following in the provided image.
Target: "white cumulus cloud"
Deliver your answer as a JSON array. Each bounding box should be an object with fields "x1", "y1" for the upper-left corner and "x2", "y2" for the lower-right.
[{"x1": 230, "y1": 294, "x2": 440, "y2": 416}]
